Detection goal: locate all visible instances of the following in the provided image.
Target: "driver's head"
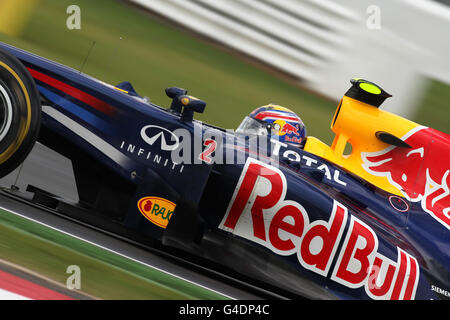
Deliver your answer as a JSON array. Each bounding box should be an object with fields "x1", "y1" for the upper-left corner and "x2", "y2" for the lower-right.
[{"x1": 236, "y1": 104, "x2": 307, "y2": 148}]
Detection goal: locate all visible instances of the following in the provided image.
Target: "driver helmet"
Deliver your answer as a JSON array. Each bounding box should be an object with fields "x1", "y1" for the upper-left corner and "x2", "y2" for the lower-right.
[{"x1": 236, "y1": 104, "x2": 307, "y2": 148}]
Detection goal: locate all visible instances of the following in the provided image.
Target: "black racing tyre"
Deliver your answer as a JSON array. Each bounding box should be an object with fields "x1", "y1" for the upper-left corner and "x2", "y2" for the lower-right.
[{"x1": 0, "y1": 48, "x2": 41, "y2": 178}]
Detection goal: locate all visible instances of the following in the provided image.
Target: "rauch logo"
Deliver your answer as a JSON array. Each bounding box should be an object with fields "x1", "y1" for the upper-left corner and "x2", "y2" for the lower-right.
[{"x1": 137, "y1": 196, "x2": 176, "y2": 228}]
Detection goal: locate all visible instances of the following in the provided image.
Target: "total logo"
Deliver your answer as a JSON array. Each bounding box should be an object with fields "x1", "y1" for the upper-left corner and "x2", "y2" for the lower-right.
[
  {"x1": 137, "y1": 196, "x2": 176, "y2": 228},
  {"x1": 219, "y1": 158, "x2": 420, "y2": 300},
  {"x1": 271, "y1": 139, "x2": 347, "y2": 186}
]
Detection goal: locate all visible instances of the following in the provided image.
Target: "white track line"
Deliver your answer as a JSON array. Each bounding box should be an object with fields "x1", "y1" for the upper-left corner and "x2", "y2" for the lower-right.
[
  {"x1": 0, "y1": 204, "x2": 236, "y2": 300},
  {"x1": 0, "y1": 288, "x2": 30, "y2": 300}
]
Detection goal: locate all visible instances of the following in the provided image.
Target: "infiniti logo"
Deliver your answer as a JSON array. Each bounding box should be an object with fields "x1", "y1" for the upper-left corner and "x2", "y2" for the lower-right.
[{"x1": 140, "y1": 125, "x2": 179, "y2": 151}]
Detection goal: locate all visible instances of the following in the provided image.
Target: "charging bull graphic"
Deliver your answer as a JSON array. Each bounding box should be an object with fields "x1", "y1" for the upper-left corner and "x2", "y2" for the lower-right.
[
  {"x1": 281, "y1": 123, "x2": 300, "y2": 136},
  {"x1": 362, "y1": 126, "x2": 450, "y2": 230},
  {"x1": 272, "y1": 120, "x2": 301, "y2": 136}
]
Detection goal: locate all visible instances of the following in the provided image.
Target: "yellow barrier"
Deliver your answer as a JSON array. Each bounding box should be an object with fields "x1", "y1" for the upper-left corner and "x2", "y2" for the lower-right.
[{"x1": 0, "y1": 0, "x2": 38, "y2": 36}]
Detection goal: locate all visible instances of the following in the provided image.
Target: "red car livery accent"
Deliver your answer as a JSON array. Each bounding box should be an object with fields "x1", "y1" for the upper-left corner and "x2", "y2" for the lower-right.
[
  {"x1": 219, "y1": 158, "x2": 419, "y2": 300},
  {"x1": 362, "y1": 126, "x2": 450, "y2": 230},
  {"x1": 254, "y1": 111, "x2": 300, "y2": 122},
  {"x1": 27, "y1": 67, "x2": 116, "y2": 116},
  {"x1": 0, "y1": 270, "x2": 74, "y2": 300}
]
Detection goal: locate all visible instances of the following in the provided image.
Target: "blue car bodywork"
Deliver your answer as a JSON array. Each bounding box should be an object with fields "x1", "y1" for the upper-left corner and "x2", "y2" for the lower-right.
[{"x1": 0, "y1": 42, "x2": 448, "y2": 300}]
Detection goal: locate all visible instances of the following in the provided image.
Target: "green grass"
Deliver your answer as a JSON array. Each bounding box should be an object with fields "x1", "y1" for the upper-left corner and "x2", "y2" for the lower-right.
[
  {"x1": 0, "y1": 208, "x2": 228, "y2": 300},
  {"x1": 414, "y1": 79, "x2": 450, "y2": 134},
  {"x1": 0, "y1": 0, "x2": 446, "y2": 141},
  {"x1": 0, "y1": 0, "x2": 338, "y2": 144}
]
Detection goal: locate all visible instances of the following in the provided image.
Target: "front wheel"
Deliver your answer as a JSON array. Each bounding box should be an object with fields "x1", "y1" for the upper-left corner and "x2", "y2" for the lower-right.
[{"x1": 0, "y1": 47, "x2": 41, "y2": 178}]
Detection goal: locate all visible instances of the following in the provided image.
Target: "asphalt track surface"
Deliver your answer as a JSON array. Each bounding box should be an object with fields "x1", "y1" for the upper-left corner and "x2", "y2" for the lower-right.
[{"x1": 0, "y1": 142, "x2": 270, "y2": 300}]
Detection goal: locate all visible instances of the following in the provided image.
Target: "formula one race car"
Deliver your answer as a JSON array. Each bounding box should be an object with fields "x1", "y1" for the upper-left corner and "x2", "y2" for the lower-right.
[{"x1": 0, "y1": 42, "x2": 448, "y2": 300}]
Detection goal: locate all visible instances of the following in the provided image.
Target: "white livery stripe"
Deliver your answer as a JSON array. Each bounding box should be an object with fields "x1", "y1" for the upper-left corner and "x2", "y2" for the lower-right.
[{"x1": 42, "y1": 105, "x2": 131, "y2": 167}]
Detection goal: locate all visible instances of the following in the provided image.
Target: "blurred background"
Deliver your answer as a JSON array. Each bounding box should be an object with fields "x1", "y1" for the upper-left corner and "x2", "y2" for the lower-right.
[
  {"x1": 0, "y1": 0, "x2": 448, "y2": 300},
  {"x1": 0, "y1": 0, "x2": 448, "y2": 147}
]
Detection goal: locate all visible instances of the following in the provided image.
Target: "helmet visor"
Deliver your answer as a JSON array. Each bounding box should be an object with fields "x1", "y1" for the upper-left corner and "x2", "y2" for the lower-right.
[{"x1": 236, "y1": 116, "x2": 271, "y2": 136}]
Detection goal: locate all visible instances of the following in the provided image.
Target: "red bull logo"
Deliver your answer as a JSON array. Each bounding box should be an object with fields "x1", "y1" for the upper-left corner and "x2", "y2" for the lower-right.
[
  {"x1": 362, "y1": 126, "x2": 450, "y2": 230},
  {"x1": 273, "y1": 119, "x2": 301, "y2": 137},
  {"x1": 219, "y1": 158, "x2": 420, "y2": 299},
  {"x1": 272, "y1": 120, "x2": 304, "y2": 146},
  {"x1": 281, "y1": 123, "x2": 300, "y2": 136}
]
